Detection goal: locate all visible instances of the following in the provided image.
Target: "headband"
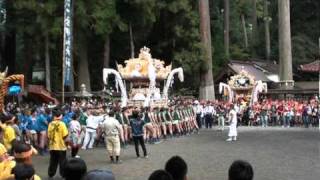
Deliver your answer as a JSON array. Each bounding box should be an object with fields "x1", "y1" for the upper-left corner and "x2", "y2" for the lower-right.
[{"x1": 14, "y1": 147, "x2": 37, "y2": 159}]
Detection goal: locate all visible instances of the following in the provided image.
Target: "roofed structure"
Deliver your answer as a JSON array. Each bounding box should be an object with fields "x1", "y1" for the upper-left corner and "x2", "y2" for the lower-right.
[
  {"x1": 299, "y1": 60, "x2": 320, "y2": 72},
  {"x1": 216, "y1": 59, "x2": 279, "y2": 83}
]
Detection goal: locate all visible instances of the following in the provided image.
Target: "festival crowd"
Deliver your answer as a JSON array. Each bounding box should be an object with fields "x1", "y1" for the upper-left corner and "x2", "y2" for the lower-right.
[{"x1": 0, "y1": 97, "x2": 318, "y2": 179}]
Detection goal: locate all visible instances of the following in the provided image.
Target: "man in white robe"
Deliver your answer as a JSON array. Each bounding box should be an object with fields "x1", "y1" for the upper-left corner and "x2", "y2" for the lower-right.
[{"x1": 227, "y1": 104, "x2": 238, "y2": 141}]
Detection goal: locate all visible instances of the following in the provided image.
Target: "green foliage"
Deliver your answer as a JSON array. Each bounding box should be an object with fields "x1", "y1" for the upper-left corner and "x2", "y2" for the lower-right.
[
  {"x1": 2, "y1": 0, "x2": 319, "y2": 93},
  {"x1": 292, "y1": 34, "x2": 318, "y2": 64}
]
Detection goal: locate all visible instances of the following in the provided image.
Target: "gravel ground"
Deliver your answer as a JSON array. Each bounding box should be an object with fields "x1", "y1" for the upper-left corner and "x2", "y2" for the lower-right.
[{"x1": 33, "y1": 127, "x2": 320, "y2": 180}]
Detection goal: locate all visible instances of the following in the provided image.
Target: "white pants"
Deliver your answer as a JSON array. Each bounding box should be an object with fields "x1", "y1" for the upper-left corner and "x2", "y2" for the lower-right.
[
  {"x1": 82, "y1": 129, "x2": 96, "y2": 149},
  {"x1": 228, "y1": 123, "x2": 237, "y2": 137}
]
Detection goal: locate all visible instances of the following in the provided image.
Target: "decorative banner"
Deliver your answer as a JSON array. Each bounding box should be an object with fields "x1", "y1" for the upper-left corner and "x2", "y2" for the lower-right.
[{"x1": 63, "y1": 0, "x2": 73, "y2": 86}]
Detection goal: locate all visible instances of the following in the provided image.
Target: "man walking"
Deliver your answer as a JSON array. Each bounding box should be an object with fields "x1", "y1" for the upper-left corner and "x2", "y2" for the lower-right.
[
  {"x1": 100, "y1": 110, "x2": 124, "y2": 164},
  {"x1": 47, "y1": 108, "x2": 68, "y2": 178},
  {"x1": 82, "y1": 110, "x2": 103, "y2": 150},
  {"x1": 194, "y1": 100, "x2": 203, "y2": 129}
]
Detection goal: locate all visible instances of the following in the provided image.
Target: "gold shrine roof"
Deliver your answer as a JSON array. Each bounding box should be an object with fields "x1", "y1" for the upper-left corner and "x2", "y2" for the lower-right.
[
  {"x1": 228, "y1": 69, "x2": 255, "y2": 89},
  {"x1": 116, "y1": 47, "x2": 172, "y2": 80}
]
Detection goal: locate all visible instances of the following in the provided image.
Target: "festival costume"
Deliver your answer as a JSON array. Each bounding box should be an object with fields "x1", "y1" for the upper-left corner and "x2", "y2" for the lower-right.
[
  {"x1": 2, "y1": 124, "x2": 16, "y2": 151},
  {"x1": 101, "y1": 116, "x2": 122, "y2": 160},
  {"x1": 69, "y1": 120, "x2": 81, "y2": 157},
  {"x1": 164, "y1": 110, "x2": 172, "y2": 125},
  {"x1": 144, "y1": 112, "x2": 152, "y2": 126},
  {"x1": 227, "y1": 109, "x2": 238, "y2": 141},
  {"x1": 130, "y1": 119, "x2": 147, "y2": 157},
  {"x1": 172, "y1": 110, "x2": 180, "y2": 125},
  {"x1": 47, "y1": 117, "x2": 68, "y2": 177},
  {"x1": 0, "y1": 143, "x2": 15, "y2": 180}
]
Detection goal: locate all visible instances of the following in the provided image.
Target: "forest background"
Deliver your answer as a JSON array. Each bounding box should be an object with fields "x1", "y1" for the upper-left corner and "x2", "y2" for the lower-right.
[{"x1": 0, "y1": 0, "x2": 319, "y2": 97}]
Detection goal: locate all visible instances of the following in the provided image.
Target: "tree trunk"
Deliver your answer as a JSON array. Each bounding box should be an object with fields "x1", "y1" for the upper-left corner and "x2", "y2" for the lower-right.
[
  {"x1": 278, "y1": 0, "x2": 293, "y2": 81},
  {"x1": 129, "y1": 22, "x2": 135, "y2": 58},
  {"x1": 24, "y1": 34, "x2": 33, "y2": 84},
  {"x1": 103, "y1": 35, "x2": 110, "y2": 68},
  {"x1": 45, "y1": 32, "x2": 51, "y2": 91},
  {"x1": 251, "y1": 0, "x2": 258, "y2": 57},
  {"x1": 223, "y1": 0, "x2": 230, "y2": 58},
  {"x1": 264, "y1": 0, "x2": 271, "y2": 60},
  {"x1": 241, "y1": 14, "x2": 249, "y2": 49},
  {"x1": 199, "y1": 0, "x2": 215, "y2": 100},
  {"x1": 77, "y1": 35, "x2": 91, "y2": 91},
  {"x1": 4, "y1": 30, "x2": 15, "y2": 74}
]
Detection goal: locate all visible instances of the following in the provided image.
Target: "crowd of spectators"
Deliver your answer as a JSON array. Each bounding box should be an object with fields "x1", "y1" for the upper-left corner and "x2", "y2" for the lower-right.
[{"x1": 0, "y1": 96, "x2": 317, "y2": 179}]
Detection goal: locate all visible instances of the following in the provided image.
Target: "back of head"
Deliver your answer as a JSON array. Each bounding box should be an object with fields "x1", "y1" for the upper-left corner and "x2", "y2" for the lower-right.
[
  {"x1": 132, "y1": 110, "x2": 139, "y2": 119},
  {"x1": 12, "y1": 163, "x2": 35, "y2": 180},
  {"x1": 63, "y1": 158, "x2": 87, "y2": 180},
  {"x1": 83, "y1": 169, "x2": 115, "y2": 180},
  {"x1": 165, "y1": 156, "x2": 188, "y2": 180},
  {"x1": 52, "y1": 108, "x2": 62, "y2": 117},
  {"x1": 108, "y1": 110, "x2": 115, "y2": 117},
  {"x1": 228, "y1": 160, "x2": 254, "y2": 180},
  {"x1": 148, "y1": 169, "x2": 173, "y2": 180},
  {"x1": 13, "y1": 141, "x2": 34, "y2": 164}
]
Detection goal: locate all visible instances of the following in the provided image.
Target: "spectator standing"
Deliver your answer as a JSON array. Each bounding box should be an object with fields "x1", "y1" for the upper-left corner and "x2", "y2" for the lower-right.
[
  {"x1": 227, "y1": 104, "x2": 238, "y2": 142},
  {"x1": 217, "y1": 104, "x2": 226, "y2": 130},
  {"x1": 27, "y1": 109, "x2": 39, "y2": 148},
  {"x1": 68, "y1": 113, "x2": 82, "y2": 158},
  {"x1": 37, "y1": 110, "x2": 49, "y2": 155},
  {"x1": 47, "y1": 109, "x2": 69, "y2": 178},
  {"x1": 203, "y1": 102, "x2": 214, "y2": 129},
  {"x1": 100, "y1": 110, "x2": 123, "y2": 164},
  {"x1": 130, "y1": 110, "x2": 148, "y2": 158},
  {"x1": 270, "y1": 103, "x2": 278, "y2": 126},
  {"x1": 194, "y1": 101, "x2": 203, "y2": 129}
]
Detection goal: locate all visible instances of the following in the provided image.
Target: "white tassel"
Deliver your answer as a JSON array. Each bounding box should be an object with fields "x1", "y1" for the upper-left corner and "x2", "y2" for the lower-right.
[{"x1": 115, "y1": 78, "x2": 119, "y2": 93}]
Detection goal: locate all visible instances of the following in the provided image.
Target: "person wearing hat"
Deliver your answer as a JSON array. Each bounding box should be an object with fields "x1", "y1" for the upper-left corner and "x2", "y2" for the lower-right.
[
  {"x1": 47, "y1": 108, "x2": 69, "y2": 178},
  {"x1": 0, "y1": 142, "x2": 16, "y2": 180},
  {"x1": 1, "y1": 114, "x2": 17, "y2": 153}
]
